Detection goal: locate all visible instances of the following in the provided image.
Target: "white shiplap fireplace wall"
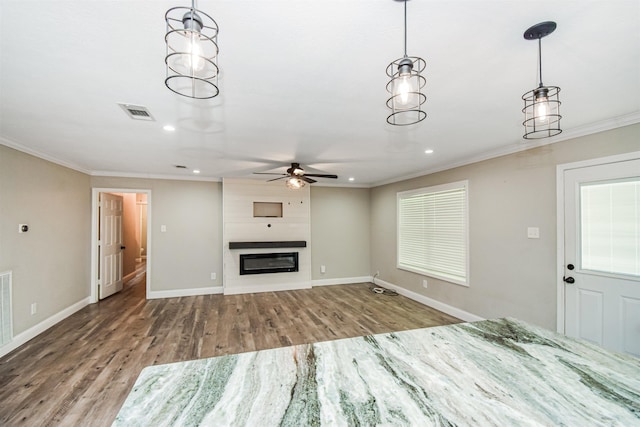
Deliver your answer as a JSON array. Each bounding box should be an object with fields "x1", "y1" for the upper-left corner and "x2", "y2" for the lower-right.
[{"x1": 222, "y1": 178, "x2": 311, "y2": 295}]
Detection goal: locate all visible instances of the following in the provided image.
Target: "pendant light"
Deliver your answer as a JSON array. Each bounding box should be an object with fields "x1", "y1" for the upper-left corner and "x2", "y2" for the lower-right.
[
  {"x1": 522, "y1": 21, "x2": 561, "y2": 139},
  {"x1": 165, "y1": 0, "x2": 219, "y2": 99},
  {"x1": 386, "y1": 0, "x2": 426, "y2": 126}
]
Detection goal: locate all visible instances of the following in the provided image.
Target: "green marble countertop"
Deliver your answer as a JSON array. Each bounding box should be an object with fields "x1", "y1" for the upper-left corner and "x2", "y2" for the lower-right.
[{"x1": 114, "y1": 318, "x2": 640, "y2": 426}]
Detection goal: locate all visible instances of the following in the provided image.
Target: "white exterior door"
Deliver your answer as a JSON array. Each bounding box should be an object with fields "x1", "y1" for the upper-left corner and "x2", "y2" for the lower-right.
[
  {"x1": 99, "y1": 193, "x2": 124, "y2": 300},
  {"x1": 563, "y1": 157, "x2": 640, "y2": 357}
]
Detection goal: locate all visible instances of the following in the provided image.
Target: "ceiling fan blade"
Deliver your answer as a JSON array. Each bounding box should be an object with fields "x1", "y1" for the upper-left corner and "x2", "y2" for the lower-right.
[
  {"x1": 303, "y1": 173, "x2": 338, "y2": 179},
  {"x1": 267, "y1": 176, "x2": 288, "y2": 182},
  {"x1": 300, "y1": 176, "x2": 317, "y2": 184},
  {"x1": 253, "y1": 172, "x2": 287, "y2": 176}
]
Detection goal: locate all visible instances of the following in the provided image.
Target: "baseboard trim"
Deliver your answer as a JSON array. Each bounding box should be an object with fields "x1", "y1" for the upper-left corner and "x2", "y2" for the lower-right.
[
  {"x1": 223, "y1": 282, "x2": 312, "y2": 295},
  {"x1": 0, "y1": 297, "x2": 91, "y2": 358},
  {"x1": 312, "y1": 276, "x2": 373, "y2": 287},
  {"x1": 147, "y1": 286, "x2": 224, "y2": 299},
  {"x1": 373, "y1": 278, "x2": 484, "y2": 322}
]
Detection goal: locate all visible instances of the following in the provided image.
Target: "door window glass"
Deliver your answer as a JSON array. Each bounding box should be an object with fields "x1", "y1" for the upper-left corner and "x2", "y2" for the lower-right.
[{"x1": 580, "y1": 178, "x2": 640, "y2": 277}]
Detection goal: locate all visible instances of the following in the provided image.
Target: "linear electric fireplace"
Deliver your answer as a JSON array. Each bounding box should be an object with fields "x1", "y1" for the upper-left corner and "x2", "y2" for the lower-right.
[{"x1": 239, "y1": 252, "x2": 299, "y2": 275}]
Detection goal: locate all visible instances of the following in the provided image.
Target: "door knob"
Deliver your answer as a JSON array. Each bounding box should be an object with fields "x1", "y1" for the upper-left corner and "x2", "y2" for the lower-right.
[
  {"x1": 563, "y1": 276, "x2": 575, "y2": 284},
  {"x1": 120, "y1": 245, "x2": 126, "y2": 250}
]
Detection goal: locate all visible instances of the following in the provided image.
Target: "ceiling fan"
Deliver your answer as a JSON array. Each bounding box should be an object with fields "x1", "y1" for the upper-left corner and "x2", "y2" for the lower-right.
[{"x1": 254, "y1": 163, "x2": 338, "y2": 188}]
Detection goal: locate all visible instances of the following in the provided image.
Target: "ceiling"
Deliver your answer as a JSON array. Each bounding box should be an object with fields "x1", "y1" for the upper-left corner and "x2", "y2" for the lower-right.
[{"x1": 1, "y1": 1, "x2": 639, "y2": 187}]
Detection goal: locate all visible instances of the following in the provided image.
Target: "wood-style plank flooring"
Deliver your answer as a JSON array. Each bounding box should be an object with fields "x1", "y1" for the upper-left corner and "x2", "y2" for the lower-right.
[{"x1": 0, "y1": 271, "x2": 460, "y2": 426}]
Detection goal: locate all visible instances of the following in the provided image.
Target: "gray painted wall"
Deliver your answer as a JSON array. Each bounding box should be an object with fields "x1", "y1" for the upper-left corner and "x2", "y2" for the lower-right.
[
  {"x1": 310, "y1": 187, "x2": 371, "y2": 280},
  {"x1": 0, "y1": 145, "x2": 91, "y2": 334},
  {"x1": 370, "y1": 123, "x2": 640, "y2": 330}
]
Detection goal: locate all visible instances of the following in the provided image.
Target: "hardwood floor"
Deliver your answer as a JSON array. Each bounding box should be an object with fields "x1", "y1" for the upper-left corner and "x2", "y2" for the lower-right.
[{"x1": 0, "y1": 275, "x2": 460, "y2": 426}]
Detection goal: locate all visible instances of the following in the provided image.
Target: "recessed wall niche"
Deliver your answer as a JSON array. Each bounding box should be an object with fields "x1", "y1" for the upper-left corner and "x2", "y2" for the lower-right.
[{"x1": 253, "y1": 202, "x2": 283, "y2": 218}]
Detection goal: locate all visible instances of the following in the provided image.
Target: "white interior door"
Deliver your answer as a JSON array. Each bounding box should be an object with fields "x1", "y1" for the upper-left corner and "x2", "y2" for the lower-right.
[
  {"x1": 99, "y1": 192, "x2": 124, "y2": 300},
  {"x1": 563, "y1": 158, "x2": 640, "y2": 357}
]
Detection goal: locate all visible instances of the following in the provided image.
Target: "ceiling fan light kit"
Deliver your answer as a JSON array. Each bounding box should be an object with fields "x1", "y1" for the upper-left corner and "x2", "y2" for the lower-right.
[
  {"x1": 386, "y1": 0, "x2": 426, "y2": 126},
  {"x1": 165, "y1": 0, "x2": 220, "y2": 99},
  {"x1": 522, "y1": 21, "x2": 562, "y2": 140},
  {"x1": 255, "y1": 163, "x2": 338, "y2": 190},
  {"x1": 286, "y1": 177, "x2": 306, "y2": 190}
]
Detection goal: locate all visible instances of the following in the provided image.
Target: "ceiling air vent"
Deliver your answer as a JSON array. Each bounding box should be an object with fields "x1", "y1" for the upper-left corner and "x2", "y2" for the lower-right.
[{"x1": 118, "y1": 103, "x2": 155, "y2": 121}]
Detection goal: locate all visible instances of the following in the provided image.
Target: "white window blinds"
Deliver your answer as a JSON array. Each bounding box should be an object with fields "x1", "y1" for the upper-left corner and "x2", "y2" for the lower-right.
[
  {"x1": 397, "y1": 181, "x2": 468, "y2": 285},
  {"x1": 580, "y1": 178, "x2": 640, "y2": 277}
]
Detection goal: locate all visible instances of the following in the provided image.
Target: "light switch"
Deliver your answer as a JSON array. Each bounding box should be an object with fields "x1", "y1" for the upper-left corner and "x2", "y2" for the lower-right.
[
  {"x1": 527, "y1": 227, "x2": 540, "y2": 239},
  {"x1": 161, "y1": 225, "x2": 167, "y2": 232}
]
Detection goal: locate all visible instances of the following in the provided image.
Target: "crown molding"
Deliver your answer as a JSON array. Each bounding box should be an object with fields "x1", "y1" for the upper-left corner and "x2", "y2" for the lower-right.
[
  {"x1": 90, "y1": 170, "x2": 221, "y2": 182},
  {"x1": 4, "y1": 112, "x2": 639, "y2": 188},
  {"x1": 0, "y1": 136, "x2": 92, "y2": 175},
  {"x1": 371, "y1": 112, "x2": 640, "y2": 188}
]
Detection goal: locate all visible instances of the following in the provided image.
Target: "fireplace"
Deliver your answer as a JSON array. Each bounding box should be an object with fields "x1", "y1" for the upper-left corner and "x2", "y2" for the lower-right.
[{"x1": 239, "y1": 252, "x2": 299, "y2": 275}]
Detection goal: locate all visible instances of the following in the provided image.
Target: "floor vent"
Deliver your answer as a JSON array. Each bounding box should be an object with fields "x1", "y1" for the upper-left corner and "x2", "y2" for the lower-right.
[
  {"x1": 0, "y1": 271, "x2": 12, "y2": 347},
  {"x1": 118, "y1": 103, "x2": 155, "y2": 121}
]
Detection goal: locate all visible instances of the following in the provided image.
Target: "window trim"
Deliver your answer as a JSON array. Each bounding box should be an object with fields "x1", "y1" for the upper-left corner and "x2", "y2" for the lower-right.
[{"x1": 396, "y1": 180, "x2": 470, "y2": 286}]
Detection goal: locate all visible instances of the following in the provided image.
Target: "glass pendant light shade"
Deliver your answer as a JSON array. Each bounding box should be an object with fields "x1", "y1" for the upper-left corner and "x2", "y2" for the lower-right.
[
  {"x1": 522, "y1": 84, "x2": 561, "y2": 138},
  {"x1": 386, "y1": 0, "x2": 426, "y2": 126},
  {"x1": 386, "y1": 56, "x2": 426, "y2": 125},
  {"x1": 165, "y1": 2, "x2": 219, "y2": 99},
  {"x1": 522, "y1": 21, "x2": 562, "y2": 139}
]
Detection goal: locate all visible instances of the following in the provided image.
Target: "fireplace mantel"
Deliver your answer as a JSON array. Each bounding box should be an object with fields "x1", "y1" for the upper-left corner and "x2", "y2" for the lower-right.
[{"x1": 228, "y1": 241, "x2": 307, "y2": 250}]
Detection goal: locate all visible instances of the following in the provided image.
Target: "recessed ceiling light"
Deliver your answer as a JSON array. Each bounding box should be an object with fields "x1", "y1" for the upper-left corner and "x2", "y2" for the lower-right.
[
  {"x1": 193, "y1": 169, "x2": 201, "y2": 174},
  {"x1": 348, "y1": 177, "x2": 355, "y2": 181},
  {"x1": 163, "y1": 125, "x2": 175, "y2": 132},
  {"x1": 424, "y1": 149, "x2": 434, "y2": 154}
]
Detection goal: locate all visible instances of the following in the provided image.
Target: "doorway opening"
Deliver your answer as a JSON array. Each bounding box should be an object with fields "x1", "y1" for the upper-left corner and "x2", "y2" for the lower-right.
[{"x1": 90, "y1": 188, "x2": 151, "y2": 303}]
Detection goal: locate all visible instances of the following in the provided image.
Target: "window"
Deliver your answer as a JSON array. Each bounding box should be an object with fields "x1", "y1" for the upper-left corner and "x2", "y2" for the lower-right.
[
  {"x1": 397, "y1": 181, "x2": 469, "y2": 285},
  {"x1": 580, "y1": 178, "x2": 640, "y2": 277}
]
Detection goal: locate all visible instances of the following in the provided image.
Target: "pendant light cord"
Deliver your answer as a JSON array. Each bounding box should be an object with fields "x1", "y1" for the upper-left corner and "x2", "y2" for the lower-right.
[
  {"x1": 403, "y1": 0, "x2": 408, "y2": 58},
  {"x1": 189, "y1": 0, "x2": 196, "y2": 22},
  {"x1": 538, "y1": 37, "x2": 543, "y2": 87}
]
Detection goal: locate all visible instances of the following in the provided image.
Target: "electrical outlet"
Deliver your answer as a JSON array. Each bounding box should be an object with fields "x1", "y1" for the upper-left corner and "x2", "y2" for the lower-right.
[
  {"x1": 211, "y1": 272, "x2": 216, "y2": 280},
  {"x1": 30, "y1": 302, "x2": 37, "y2": 315},
  {"x1": 320, "y1": 265, "x2": 326, "y2": 274},
  {"x1": 422, "y1": 279, "x2": 428, "y2": 289}
]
